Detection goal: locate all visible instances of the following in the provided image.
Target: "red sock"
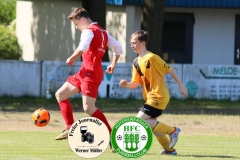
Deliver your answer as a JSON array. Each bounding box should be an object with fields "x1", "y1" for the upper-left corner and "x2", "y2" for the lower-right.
[
  {"x1": 59, "y1": 99, "x2": 74, "y2": 130},
  {"x1": 91, "y1": 109, "x2": 112, "y2": 134}
]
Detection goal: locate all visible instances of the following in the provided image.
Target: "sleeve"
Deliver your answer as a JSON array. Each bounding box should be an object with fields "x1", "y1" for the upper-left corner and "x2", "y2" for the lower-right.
[
  {"x1": 78, "y1": 29, "x2": 94, "y2": 52},
  {"x1": 152, "y1": 55, "x2": 172, "y2": 76},
  {"x1": 131, "y1": 64, "x2": 141, "y2": 83},
  {"x1": 107, "y1": 32, "x2": 123, "y2": 55}
]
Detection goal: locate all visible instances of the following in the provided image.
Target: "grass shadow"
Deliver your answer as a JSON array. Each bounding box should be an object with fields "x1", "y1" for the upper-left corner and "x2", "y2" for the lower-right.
[
  {"x1": 145, "y1": 153, "x2": 238, "y2": 159},
  {"x1": 0, "y1": 97, "x2": 239, "y2": 115},
  {"x1": 178, "y1": 154, "x2": 237, "y2": 159}
]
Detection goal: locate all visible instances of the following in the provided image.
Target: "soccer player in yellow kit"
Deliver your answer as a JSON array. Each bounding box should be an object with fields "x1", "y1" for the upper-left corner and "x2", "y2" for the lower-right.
[{"x1": 119, "y1": 30, "x2": 188, "y2": 155}]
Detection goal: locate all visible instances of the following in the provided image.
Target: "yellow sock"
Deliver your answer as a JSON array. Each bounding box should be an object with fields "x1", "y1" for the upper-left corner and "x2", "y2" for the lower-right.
[
  {"x1": 153, "y1": 122, "x2": 175, "y2": 135},
  {"x1": 155, "y1": 134, "x2": 175, "y2": 152}
]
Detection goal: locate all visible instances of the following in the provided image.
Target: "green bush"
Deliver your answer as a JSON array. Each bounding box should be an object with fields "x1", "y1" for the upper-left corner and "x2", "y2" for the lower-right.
[
  {"x1": 0, "y1": 0, "x2": 16, "y2": 26},
  {"x1": 0, "y1": 25, "x2": 22, "y2": 60},
  {"x1": 0, "y1": 0, "x2": 21, "y2": 60}
]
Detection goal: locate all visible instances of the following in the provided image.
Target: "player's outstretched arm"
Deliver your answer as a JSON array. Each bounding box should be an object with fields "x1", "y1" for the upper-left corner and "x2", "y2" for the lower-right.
[
  {"x1": 105, "y1": 55, "x2": 120, "y2": 74},
  {"x1": 119, "y1": 79, "x2": 139, "y2": 89},
  {"x1": 105, "y1": 32, "x2": 123, "y2": 74},
  {"x1": 168, "y1": 69, "x2": 188, "y2": 98},
  {"x1": 66, "y1": 48, "x2": 84, "y2": 66}
]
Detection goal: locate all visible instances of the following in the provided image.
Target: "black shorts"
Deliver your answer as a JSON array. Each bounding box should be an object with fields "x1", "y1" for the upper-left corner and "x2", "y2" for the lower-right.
[{"x1": 140, "y1": 104, "x2": 162, "y2": 118}]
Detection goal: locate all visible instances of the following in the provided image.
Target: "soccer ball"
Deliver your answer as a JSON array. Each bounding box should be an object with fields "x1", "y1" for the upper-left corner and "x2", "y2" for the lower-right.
[
  {"x1": 117, "y1": 135, "x2": 122, "y2": 141},
  {"x1": 141, "y1": 135, "x2": 147, "y2": 141},
  {"x1": 32, "y1": 108, "x2": 50, "y2": 127}
]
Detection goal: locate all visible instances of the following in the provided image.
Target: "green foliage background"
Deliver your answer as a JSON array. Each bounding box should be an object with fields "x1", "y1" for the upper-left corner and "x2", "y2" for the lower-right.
[
  {"x1": 0, "y1": 0, "x2": 22, "y2": 60},
  {"x1": 0, "y1": 0, "x2": 16, "y2": 25}
]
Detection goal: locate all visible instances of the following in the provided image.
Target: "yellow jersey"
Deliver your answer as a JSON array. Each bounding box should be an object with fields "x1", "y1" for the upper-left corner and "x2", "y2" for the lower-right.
[{"x1": 131, "y1": 51, "x2": 172, "y2": 110}]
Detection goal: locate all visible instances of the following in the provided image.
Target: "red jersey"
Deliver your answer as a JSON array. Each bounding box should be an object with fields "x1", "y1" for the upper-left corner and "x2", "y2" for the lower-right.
[{"x1": 79, "y1": 24, "x2": 108, "y2": 84}]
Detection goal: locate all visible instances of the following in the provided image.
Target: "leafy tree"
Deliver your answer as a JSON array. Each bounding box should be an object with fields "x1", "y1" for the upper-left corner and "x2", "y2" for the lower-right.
[
  {"x1": 0, "y1": 23, "x2": 22, "y2": 60},
  {"x1": 0, "y1": 0, "x2": 21, "y2": 60},
  {"x1": 0, "y1": 0, "x2": 16, "y2": 25},
  {"x1": 141, "y1": 0, "x2": 166, "y2": 56}
]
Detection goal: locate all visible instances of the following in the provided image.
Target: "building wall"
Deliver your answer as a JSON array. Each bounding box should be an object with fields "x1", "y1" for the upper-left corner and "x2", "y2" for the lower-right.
[
  {"x1": 16, "y1": 1, "x2": 132, "y2": 62},
  {"x1": 16, "y1": 1, "x2": 34, "y2": 60},
  {"x1": 106, "y1": 5, "x2": 126, "y2": 62},
  {"x1": 16, "y1": 0, "x2": 83, "y2": 61},
  {"x1": 166, "y1": 7, "x2": 240, "y2": 65},
  {"x1": 16, "y1": 1, "x2": 240, "y2": 64}
]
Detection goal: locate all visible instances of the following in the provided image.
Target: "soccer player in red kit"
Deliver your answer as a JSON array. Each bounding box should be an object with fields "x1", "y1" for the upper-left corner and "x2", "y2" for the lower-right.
[{"x1": 55, "y1": 8, "x2": 123, "y2": 152}]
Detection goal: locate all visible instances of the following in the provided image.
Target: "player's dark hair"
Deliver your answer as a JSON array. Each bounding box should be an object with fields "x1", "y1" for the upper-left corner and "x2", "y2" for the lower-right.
[
  {"x1": 68, "y1": 8, "x2": 90, "y2": 20},
  {"x1": 130, "y1": 30, "x2": 149, "y2": 45}
]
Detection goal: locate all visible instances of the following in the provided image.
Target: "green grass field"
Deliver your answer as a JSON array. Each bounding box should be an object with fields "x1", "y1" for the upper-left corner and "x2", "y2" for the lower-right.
[
  {"x1": 1, "y1": 131, "x2": 239, "y2": 160},
  {"x1": 0, "y1": 98, "x2": 240, "y2": 159}
]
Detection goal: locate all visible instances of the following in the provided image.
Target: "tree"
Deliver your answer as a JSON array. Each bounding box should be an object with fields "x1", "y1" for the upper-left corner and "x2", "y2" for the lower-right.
[
  {"x1": 82, "y1": 0, "x2": 109, "y2": 62},
  {"x1": 141, "y1": 0, "x2": 166, "y2": 56},
  {"x1": 0, "y1": 0, "x2": 16, "y2": 25},
  {"x1": 0, "y1": 24, "x2": 22, "y2": 60},
  {"x1": 0, "y1": 0, "x2": 21, "y2": 60}
]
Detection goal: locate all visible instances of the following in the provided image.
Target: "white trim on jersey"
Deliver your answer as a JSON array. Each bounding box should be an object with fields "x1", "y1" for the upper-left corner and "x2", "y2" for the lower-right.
[{"x1": 78, "y1": 22, "x2": 123, "y2": 55}]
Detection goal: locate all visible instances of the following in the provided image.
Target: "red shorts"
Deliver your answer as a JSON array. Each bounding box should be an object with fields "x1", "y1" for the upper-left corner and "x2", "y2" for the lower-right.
[{"x1": 66, "y1": 73, "x2": 100, "y2": 98}]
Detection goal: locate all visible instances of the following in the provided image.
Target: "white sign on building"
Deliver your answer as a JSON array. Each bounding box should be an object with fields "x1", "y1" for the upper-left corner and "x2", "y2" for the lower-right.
[{"x1": 183, "y1": 65, "x2": 240, "y2": 101}]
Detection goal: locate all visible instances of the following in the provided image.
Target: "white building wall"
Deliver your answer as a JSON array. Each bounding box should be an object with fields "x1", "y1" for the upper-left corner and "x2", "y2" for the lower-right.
[
  {"x1": 125, "y1": 6, "x2": 136, "y2": 62},
  {"x1": 16, "y1": 1, "x2": 34, "y2": 61},
  {"x1": 16, "y1": 1, "x2": 131, "y2": 63},
  {"x1": 106, "y1": 5, "x2": 126, "y2": 63},
  {"x1": 193, "y1": 9, "x2": 236, "y2": 65},
  {"x1": 16, "y1": 0, "x2": 83, "y2": 61},
  {"x1": 166, "y1": 7, "x2": 240, "y2": 65},
  {"x1": 16, "y1": 1, "x2": 240, "y2": 65}
]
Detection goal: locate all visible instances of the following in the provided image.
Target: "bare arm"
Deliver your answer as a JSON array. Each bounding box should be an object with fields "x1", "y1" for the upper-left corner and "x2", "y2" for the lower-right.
[
  {"x1": 105, "y1": 32, "x2": 123, "y2": 74},
  {"x1": 66, "y1": 48, "x2": 83, "y2": 65},
  {"x1": 105, "y1": 55, "x2": 120, "y2": 74},
  {"x1": 168, "y1": 69, "x2": 188, "y2": 98},
  {"x1": 119, "y1": 79, "x2": 139, "y2": 89}
]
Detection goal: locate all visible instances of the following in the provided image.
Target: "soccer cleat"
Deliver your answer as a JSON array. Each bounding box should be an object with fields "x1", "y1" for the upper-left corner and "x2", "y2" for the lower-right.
[
  {"x1": 55, "y1": 129, "x2": 69, "y2": 140},
  {"x1": 169, "y1": 127, "x2": 181, "y2": 148},
  {"x1": 109, "y1": 141, "x2": 116, "y2": 153},
  {"x1": 160, "y1": 150, "x2": 177, "y2": 155}
]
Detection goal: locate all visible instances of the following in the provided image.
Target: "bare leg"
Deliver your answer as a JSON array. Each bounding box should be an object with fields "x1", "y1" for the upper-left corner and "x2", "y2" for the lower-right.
[
  {"x1": 82, "y1": 95, "x2": 112, "y2": 133},
  {"x1": 55, "y1": 82, "x2": 79, "y2": 102},
  {"x1": 55, "y1": 82, "x2": 79, "y2": 140},
  {"x1": 82, "y1": 95, "x2": 97, "y2": 115},
  {"x1": 136, "y1": 110, "x2": 158, "y2": 128}
]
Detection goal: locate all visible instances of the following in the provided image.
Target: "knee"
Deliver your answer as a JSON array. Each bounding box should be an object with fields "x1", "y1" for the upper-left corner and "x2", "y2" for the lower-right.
[
  {"x1": 55, "y1": 90, "x2": 63, "y2": 102},
  {"x1": 83, "y1": 104, "x2": 96, "y2": 115},
  {"x1": 153, "y1": 131, "x2": 164, "y2": 137},
  {"x1": 83, "y1": 104, "x2": 90, "y2": 113}
]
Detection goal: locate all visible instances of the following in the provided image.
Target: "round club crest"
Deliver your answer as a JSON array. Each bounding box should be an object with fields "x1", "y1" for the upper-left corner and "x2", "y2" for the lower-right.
[{"x1": 111, "y1": 116, "x2": 153, "y2": 158}]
